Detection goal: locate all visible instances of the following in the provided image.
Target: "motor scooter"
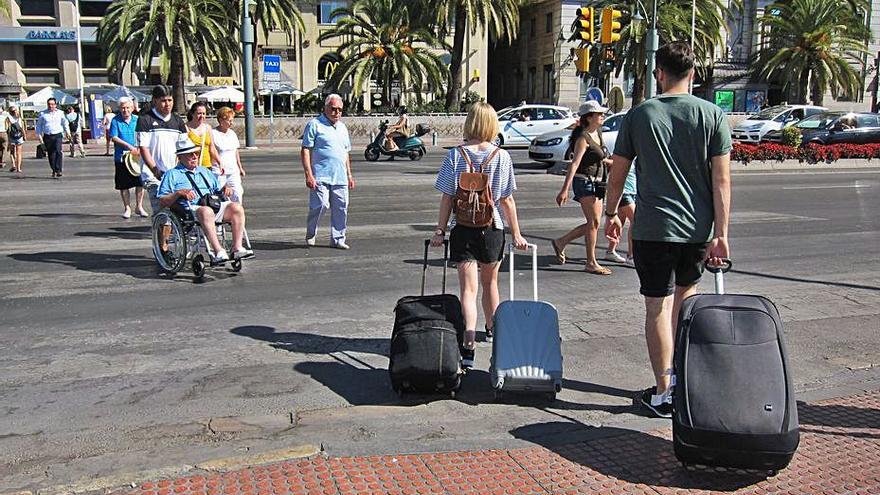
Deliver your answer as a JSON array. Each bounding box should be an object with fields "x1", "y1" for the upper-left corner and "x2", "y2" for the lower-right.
[{"x1": 364, "y1": 121, "x2": 430, "y2": 161}]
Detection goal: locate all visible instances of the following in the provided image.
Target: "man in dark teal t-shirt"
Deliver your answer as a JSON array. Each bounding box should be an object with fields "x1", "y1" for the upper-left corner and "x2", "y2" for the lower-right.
[{"x1": 604, "y1": 41, "x2": 732, "y2": 418}]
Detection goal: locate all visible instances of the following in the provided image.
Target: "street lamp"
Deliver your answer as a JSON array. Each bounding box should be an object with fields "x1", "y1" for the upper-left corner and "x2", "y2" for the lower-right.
[{"x1": 241, "y1": 0, "x2": 257, "y2": 148}]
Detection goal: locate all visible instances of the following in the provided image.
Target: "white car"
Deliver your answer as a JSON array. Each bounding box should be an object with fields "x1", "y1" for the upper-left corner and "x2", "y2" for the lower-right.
[
  {"x1": 731, "y1": 104, "x2": 826, "y2": 143},
  {"x1": 495, "y1": 104, "x2": 577, "y2": 146},
  {"x1": 528, "y1": 112, "x2": 627, "y2": 167}
]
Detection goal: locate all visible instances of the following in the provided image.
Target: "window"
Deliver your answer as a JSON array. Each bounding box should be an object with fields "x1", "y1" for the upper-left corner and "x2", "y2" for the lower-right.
[
  {"x1": 527, "y1": 67, "x2": 536, "y2": 101},
  {"x1": 18, "y1": 0, "x2": 54, "y2": 16},
  {"x1": 263, "y1": 48, "x2": 297, "y2": 62},
  {"x1": 529, "y1": 17, "x2": 536, "y2": 37},
  {"x1": 537, "y1": 108, "x2": 562, "y2": 120},
  {"x1": 79, "y1": 1, "x2": 110, "y2": 17},
  {"x1": 81, "y1": 44, "x2": 106, "y2": 69},
  {"x1": 542, "y1": 64, "x2": 554, "y2": 99},
  {"x1": 318, "y1": 0, "x2": 348, "y2": 24},
  {"x1": 22, "y1": 45, "x2": 58, "y2": 68},
  {"x1": 857, "y1": 114, "x2": 879, "y2": 127},
  {"x1": 545, "y1": 13, "x2": 553, "y2": 33}
]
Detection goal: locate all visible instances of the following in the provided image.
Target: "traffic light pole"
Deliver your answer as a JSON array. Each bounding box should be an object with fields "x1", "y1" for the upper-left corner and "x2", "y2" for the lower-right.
[
  {"x1": 242, "y1": 1, "x2": 257, "y2": 148},
  {"x1": 644, "y1": 0, "x2": 659, "y2": 99}
]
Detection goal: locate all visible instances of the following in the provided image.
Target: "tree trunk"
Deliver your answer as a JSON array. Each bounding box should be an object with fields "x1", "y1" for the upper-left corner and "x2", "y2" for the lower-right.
[
  {"x1": 797, "y1": 69, "x2": 810, "y2": 104},
  {"x1": 170, "y1": 47, "x2": 187, "y2": 114},
  {"x1": 444, "y1": 7, "x2": 467, "y2": 111},
  {"x1": 631, "y1": 42, "x2": 647, "y2": 106},
  {"x1": 252, "y1": 41, "x2": 261, "y2": 115},
  {"x1": 383, "y1": 61, "x2": 392, "y2": 110},
  {"x1": 810, "y1": 76, "x2": 824, "y2": 106}
]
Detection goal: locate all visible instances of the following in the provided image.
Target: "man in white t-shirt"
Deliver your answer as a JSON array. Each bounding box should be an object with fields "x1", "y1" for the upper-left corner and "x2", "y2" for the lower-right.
[
  {"x1": 136, "y1": 85, "x2": 186, "y2": 214},
  {"x1": 0, "y1": 107, "x2": 8, "y2": 168},
  {"x1": 102, "y1": 105, "x2": 116, "y2": 156}
]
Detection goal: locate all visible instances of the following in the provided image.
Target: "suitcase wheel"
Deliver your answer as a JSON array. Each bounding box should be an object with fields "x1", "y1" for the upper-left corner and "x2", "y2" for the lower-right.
[
  {"x1": 449, "y1": 390, "x2": 456, "y2": 398},
  {"x1": 493, "y1": 390, "x2": 504, "y2": 401},
  {"x1": 546, "y1": 392, "x2": 556, "y2": 402}
]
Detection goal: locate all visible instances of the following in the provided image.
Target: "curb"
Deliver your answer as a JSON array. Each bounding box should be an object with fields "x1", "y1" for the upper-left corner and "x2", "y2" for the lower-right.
[{"x1": 14, "y1": 445, "x2": 321, "y2": 495}]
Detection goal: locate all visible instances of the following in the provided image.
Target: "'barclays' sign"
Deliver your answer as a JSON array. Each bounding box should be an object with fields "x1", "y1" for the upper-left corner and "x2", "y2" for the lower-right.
[{"x1": 26, "y1": 30, "x2": 77, "y2": 41}]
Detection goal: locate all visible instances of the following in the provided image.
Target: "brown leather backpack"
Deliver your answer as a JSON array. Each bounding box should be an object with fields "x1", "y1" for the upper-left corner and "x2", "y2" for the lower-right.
[{"x1": 453, "y1": 145, "x2": 500, "y2": 228}]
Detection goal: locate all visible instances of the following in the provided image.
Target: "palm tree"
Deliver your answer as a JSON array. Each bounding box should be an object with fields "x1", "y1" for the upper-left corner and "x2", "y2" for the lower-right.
[
  {"x1": 317, "y1": 0, "x2": 449, "y2": 108},
  {"x1": 430, "y1": 0, "x2": 521, "y2": 110},
  {"x1": 752, "y1": 0, "x2": 871, "y2": 105},
  {"x1": 97, "y1": 0, "x2": 240, "y2": 112},
  {"x1": 587, "y1": 0, "x2": 732, "y2": 106},
  {"x1": 235, "y1": 0, "x2": 305, "y2": 110}
]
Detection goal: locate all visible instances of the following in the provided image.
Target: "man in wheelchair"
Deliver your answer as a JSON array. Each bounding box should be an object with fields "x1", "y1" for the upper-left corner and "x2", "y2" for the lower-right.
[{"x1": 157, "y1": 136, "x2": 253, "y2": 264}]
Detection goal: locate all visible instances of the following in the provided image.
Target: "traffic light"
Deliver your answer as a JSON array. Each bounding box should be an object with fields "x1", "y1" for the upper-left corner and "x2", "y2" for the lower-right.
[
  {"x1": 574, "y1": 47, "x2": 591, "y2": 73},
  {"x1": 601, "y1": 7, "x2": 623, "y2": 44},
  {"x1": 573, "y1": 7, "x2": 594, "y2": 45},
  {"x1": 602, "y1": 46, "x2": 616, "y2": 72}
]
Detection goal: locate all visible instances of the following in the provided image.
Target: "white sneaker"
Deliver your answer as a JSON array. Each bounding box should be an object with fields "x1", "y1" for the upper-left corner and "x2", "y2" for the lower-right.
[
  {"x1": 233, "y1": 248, "x2": 254, "y2": 259},
  {"x1": 625, "y1": 255, "x2": 635, "y2": 266},
  {"x1": 121, "y1": 207, "x2": 131, "y2": 219},
  {"x1": 212, "y1": 249, "x2": 229, "y2": 263},
  {"x1": 332, "y1": 241, "x2": 350, "y2": 250},
  {"x1": 306, "y1": 236, "x2": 316, "y2": 246},
  {"x1": 605, "y1": 250, "x2": 626, "y2": 263}
]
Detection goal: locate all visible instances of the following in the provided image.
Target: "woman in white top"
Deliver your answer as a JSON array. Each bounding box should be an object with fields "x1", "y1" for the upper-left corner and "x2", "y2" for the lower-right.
[
  {"x1": 5, "y1": 105, "x2": 25, "y2": 173},
  {"x1": 211, "y1": 106, "x2": 246, "y2": 202}
]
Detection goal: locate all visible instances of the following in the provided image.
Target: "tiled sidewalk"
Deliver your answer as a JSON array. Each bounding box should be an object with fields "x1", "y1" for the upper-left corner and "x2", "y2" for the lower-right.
[{"x1": 127, "y1": 390, "x2": 880, "y2": 495}]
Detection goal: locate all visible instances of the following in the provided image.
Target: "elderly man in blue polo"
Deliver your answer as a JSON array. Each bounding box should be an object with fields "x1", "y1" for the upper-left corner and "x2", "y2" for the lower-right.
[
  {"x1": 300, "y1": 93, "x2": 355, "y2": 250},
  {"x1": 157, "y1": 135, "x2": 253, "y2": 263}
]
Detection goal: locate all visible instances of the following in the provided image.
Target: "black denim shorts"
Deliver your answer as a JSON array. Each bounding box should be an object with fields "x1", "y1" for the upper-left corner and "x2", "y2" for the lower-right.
[
  {"x1": 632, "y1": 240, "x2": 709, "y2": 297},
  {"x1": 572, "y1": 176, "x2": 606, "y2": 201},
  {"x1": 449, "y1": 225, "x2": 505, "y2": 264}
]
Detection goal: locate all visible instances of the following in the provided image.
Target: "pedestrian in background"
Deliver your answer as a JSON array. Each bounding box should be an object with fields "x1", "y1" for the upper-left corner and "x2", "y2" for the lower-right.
[
  {"x1": 35, "y1": 97, "x2": 71, "y2": 178},
  {"x1": 301, "y1": 94, "x2": 354, "y2": 250},
  {"x1": 551, "y1": 100, "x2": 613, "y2": 275},
  {"x1": 5, "y1": 105, "x2": 25, "y2": 173},
  {"x1": 65, "y1": 106, "x2": 86, "y2": 158},
  {"x1": 431, "y1": 101, "x2": 528, "y2": 369},
  {"x1": 102, "y1": 105, "x2": 116, "y2": 156},
  {"x1": 0, "y1": 104, "x2": 8, "y2": 168},
  {"x1": 211, "y1": 106, "x2": 245, "y2": 203},
  {"x1": 110, "y1": 97, "x2": 147, "y2": 219},
  {"x1": 186, "y1": 102, "x2": 219, "y2": 171},
  {"x1": 604, "y1": 41, "x2": 732, "y2": 418}
]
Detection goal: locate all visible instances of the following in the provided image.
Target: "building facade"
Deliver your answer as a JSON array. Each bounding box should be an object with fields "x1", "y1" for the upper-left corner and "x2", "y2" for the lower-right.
[{"x1": 0, "y1": 0, "x2": 488, "y2": 110}]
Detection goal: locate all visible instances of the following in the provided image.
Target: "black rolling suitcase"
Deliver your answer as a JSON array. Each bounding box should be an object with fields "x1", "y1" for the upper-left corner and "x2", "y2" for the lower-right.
[
  {"x1": 673, "y1": 260, "x2": 799, "y2": 472},
  {"x1": 389, "y1": 240, "x2": 463, "y2": 397}
]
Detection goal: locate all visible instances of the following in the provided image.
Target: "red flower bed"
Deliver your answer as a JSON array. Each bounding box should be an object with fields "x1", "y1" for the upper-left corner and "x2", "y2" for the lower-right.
[{"x1": 731, "y1": 142, "x2": 880, "y2": 164}]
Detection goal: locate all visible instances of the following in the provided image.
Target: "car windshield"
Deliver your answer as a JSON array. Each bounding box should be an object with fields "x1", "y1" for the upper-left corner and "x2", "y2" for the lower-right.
[
  {"x1": 750, "y1": 105, "x2": 790, "y2": 121},
  {"x1": 795, "y1": 113, "x2": 844, "y2": 129},
  {"x1": 603, "y1": 114, "x2": 625, "y2": 132}
]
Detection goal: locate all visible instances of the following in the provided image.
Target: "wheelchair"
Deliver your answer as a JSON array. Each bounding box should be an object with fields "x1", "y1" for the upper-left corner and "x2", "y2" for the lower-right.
[{"x1": 151, "y1": 206, "x2": 251, "y2": 279}]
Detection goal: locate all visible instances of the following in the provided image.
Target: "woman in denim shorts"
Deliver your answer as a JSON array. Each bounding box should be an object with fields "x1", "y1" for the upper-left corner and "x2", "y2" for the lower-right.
[
  {"x1": 431, "y1": 102, "x2": 528, "y2": 369},
  {"x1": 551, "y1": 100, "x2": 613, "y2": 275},
  {"x1": 608, "y1": 163, "x2": 637, "y2": 264}
]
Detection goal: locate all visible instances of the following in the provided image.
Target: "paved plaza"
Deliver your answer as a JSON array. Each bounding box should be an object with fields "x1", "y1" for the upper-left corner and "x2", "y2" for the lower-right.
[{"x1": 1, "y1": 143, "x2": 879, "y2": 493}]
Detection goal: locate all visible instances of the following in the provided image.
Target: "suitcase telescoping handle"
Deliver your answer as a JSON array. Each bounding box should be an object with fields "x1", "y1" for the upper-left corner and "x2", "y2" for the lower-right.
[
  {"x1": 704, "y1": 258, "x2": 733, "y2": 295},
  {"x1": 422, "y1": 239, "x2": 450, "y2": 296},
  {"x1": 508, "y1": 242, "x2": 539, "y2": 301}
]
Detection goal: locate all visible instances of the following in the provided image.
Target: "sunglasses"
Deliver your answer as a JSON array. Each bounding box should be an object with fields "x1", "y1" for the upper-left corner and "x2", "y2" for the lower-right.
[{"x1": 328, "y1": 106, "x2": 343, "y2": 113}]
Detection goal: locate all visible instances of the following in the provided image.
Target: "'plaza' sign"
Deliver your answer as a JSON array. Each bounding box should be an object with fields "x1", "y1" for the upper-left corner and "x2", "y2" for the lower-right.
[{"x1": 26, "y1": 30, "x2": 77, "y2": 41}]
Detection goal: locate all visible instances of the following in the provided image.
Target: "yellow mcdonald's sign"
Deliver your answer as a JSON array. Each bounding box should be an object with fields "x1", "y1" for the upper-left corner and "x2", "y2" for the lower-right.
[
  {"x1": 323, "y1": 61, "x2": 340, "y2": 80},
  {"x1": 207, "y1": 76, "x2": 234, "y2": 86}
]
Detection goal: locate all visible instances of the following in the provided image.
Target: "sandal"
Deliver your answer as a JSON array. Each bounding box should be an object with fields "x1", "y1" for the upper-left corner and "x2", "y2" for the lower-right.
[
  {"x1": 551, "y1": 239, "x2": 566, "y2": 265},
  {"x1": 585, "y1": 264, "x2": 612, "y2": 275}
]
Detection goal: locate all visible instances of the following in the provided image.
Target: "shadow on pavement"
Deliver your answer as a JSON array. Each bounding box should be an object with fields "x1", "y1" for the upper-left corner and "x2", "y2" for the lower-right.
[
  {"x1": 231, "y1": 325, "x2": 388, "y2": 355},
  {"x1": 797, "y1": 401, "x2": 880, "y2": 439},
  {"x1": 20, "y1": 213, "x2": 108, "y2": 219},
  {"x1": 9, "y1": 251, "x2": 159, "y2": 279},
  {"x1": 249, "y1": 240, "x2": 309, "y2": 251},
  {"x1": 75, "y1": 225, "x2": 151, "y2": 240},
  {"x1": 511, "y1": 421, "x2": 768, "y2": 491},
  {"x1": 732, "y1": 268, "x2": 880, "y2": 292}
]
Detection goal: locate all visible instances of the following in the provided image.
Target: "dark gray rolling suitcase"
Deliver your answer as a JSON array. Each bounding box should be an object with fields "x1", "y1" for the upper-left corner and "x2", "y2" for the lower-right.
[
  {"x1": 489, "y1": 243, "x2": 563, "y2": 401},
  {"x1": 673, "y1": 260, "x2": 799, "y2": 472},
  {"x1": 389, "y1": 240, "x2": 463, "y2": 397}
]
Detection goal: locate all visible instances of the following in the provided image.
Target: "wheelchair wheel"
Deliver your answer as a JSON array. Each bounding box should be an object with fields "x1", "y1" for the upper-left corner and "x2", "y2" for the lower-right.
[
  {"x1": 192, "y1": 255, "x2": 206, "y2": 279},
  {"x1": 152, "y1": 210, "x2": 187, "y2": 274}
]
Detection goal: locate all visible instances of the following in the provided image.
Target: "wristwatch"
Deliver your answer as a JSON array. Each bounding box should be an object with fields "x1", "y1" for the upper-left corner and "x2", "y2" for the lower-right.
[
  {"x1": 604, "y1": 210, "x2": 618, "y2": 218},
  {"x1": 434, "y1": 227, "x2": 445, "y2": 236}
]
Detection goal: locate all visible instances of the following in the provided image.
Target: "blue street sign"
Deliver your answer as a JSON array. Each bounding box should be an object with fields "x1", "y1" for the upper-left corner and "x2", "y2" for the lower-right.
[
  {"x1": 262, "y1": 55, "x2": 281, "y2": 74},
  {"x1": 585, "y1": 87, "x2": 604, "y2": 105}
]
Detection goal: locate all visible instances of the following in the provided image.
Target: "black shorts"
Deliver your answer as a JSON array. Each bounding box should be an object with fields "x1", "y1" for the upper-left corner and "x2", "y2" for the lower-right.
[
  {"x1": 632, "y1": 240, "x2": 708, "y2": 297},
  {"x1": 449, "y1": 225, "x2": 505, "y2": 264}
]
